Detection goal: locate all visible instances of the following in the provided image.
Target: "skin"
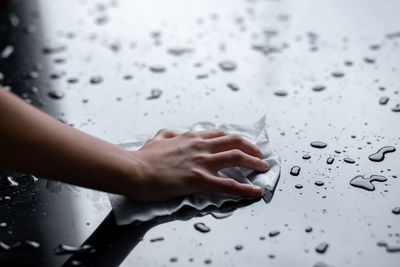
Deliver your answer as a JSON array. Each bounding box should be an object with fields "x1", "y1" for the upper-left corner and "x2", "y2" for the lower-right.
[{"x1": 0, "y1": 88, "x2": 269, "y2": 202}]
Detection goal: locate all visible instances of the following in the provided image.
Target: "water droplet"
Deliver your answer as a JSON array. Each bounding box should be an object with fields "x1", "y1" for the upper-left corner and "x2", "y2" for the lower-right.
[
  {"x1": 392, "y1": 207, "x2": 400, "y2": 215},
  {"x1": 71, "y1": 260, "x2": 83, "y2": 266},
  {"x1": 194, "y1": 222, "x2": 210, "y2": 233},
  {"x1": 305, "y1": 227, "x2": 313, "y2": 233},
  {"x1": 218, "y1": 60, "x2": 237, "y2": 71},
  {"x1": 350, "y1": 175, "x2": 387, "y2": 191},
  {"x1": 0, "y1": 241, "x2": 10, "y2": 250},
  {"x1": 392, "y1": 104, "x2": 400, "y2": 112},
  {"x1": 211, "y1": 211, "x2": 232, "y2": 219},
  {"x1": 331, "y1": 72, "x2": 344, "y2": 78},
  {"x1": 315, "y1": 242, "x2": 329, "y2": 253},
  {"x1": 386, "y1": 245, "x2": 400, "y2": 252},
  {"x1": 311, "y1": 141, "x2": 327, "y2": 148},
  {"x1": 24, "y1": 240, "x2": 40, "y2": 249},
  {"x1": 150, "y1": 237, "x2": 164, "y2": 242},
  {"x1": 269, "y1": 230, "x2": 280, "y2": 237},
  {"x1": 364, "y1": 57, "x2": 375, "y2": 64},
  {"x1": 54, "y1": 244, "x2": 95, "y2": 255},
  {"x1": 377, "y1": 241, "x2": 400, "y2": 252},
  {"x1": 377, "y1": 241, "x2": 387, "y2": 247},
  {"x1": 251, "y1": 44, "x2": 281, "y2": 55},
  {"x1": 8, "y1": 13, "x2": 19, "y2": 27},
  {"x1": 379, "y1": 96, "x2": 389, "y2": 105},
  {"x1": 326, "y1": 157, "x2": 334, "y2": 164},
  {"x1": 343, "y1": 158, "x2": 355, "y2": 164},
  {"x1": 42, "y1": 46, "x2": 66, "y2": 55},
  {"x1": 6, "y1": 176, "x2": 18, "y2": 187},
  {"x1": 11, "y1": 240, "x2": 40, "y2": 249},
  {"x1": 147, "y1": 88, "x2": 162, "y2": 100},
  {"x1": 368, "y1": 146, "x2": 396, "y2": 162},
  {"x1": 90, "y1": 76, "x2": 103, "y2": 84},
  {"x1": 96, "y1": 15, "x2": 108, "y2": 25},
  {"x1": 386, "y1": 31, "x2": 400, "y2": 39},
  {"x1": 235, "y1": 244, "x2": 243, "y2": 250},
  {"x1": 109, "y1": 43, "x2": 120, "y2": 53},
  {"x1": 1, "y1": 45, "x2": 14, "y2": 59},
  {"x1": 302, "y1": 154, "x2": 311, "y2": 160},
  {"x1": 167, "y1": 47, "x2": 193, "y2": 56},
  {"x1": 67, "y1": 77, "x2": 79, "y2": 84},
  {"x1": 196, "y1": 73, "x2": 209, "y2": 79},
  {"x1": 312, "y1": 85, "x2": 326, "y2": 92},
  {"x1": 123, "y1": 75, "x2": 133, "y2": 80},
  {"x1": 227, "y1": 83, "x2": 239, "y2": 91},
  {"x1": 314, "y1": 262, "x2": 331, "y2": 267},
  {"x1": 369, "y1": 44, "x2": 380, "y2": 50},
  {"x1": 50, "y1": 72, "x2": 64, "y2": 79},
  {"x1": 149, "y1": 65, "x2": 166, "y2": 73},
  {"x1": 54, "y1": 58, "x2": 66, "y2": 64},
  {"x1": 274, "y1": 90, "x2": 288, "y2": 97},
  {"x1": 48, "y1": 89, "x2": 65, "y2": 100},
  {"x1": 26, "y1": 71, "x2": 39, "y2": 79},
  {"x1": 344, "y1": 60, "x2": 353, "y2": 66},
  {"x1": 170, "y1": 257, "x2": 178, "y2": 262},
  {"x1": 295, "y1": 184, "x2": 303, "y2": 189},
  {"x1": 290, "y1": 166, "x2": 301, "y2": 176},
  {"x1": 315, "y1": 181, "x2": 324, "y2": 186},
  {"x1": 204, "y1": 259, "x2": 212, "y2": 264}
]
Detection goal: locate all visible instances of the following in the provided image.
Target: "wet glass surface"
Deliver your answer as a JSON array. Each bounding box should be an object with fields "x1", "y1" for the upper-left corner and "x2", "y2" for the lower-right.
[{"x1": 0, "y1": 0, "x2": 399, "y2": 266}]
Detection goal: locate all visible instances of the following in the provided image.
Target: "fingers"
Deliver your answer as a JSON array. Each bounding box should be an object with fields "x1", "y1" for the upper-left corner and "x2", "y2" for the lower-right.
[
  {"x1": 206, "y1": 134, "x2": 262, "y2": 158},
  {"x1": 184, "y1": 131, "x2": 262, "y2": 159},
  {"x1": 200, "y1": 173, "x2": 262, "y2": 198},
  {"x1": 194, "y1": 129, "x2": 227, "y2": 139},
  {"x1": 208, "y1": 149, "x2": 269, "y2": 172}
]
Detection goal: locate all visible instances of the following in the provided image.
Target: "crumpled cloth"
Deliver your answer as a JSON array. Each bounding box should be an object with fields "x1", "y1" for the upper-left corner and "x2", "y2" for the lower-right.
[{"x1": 109, "y1": 116, "x2": 281, "y2": 225}]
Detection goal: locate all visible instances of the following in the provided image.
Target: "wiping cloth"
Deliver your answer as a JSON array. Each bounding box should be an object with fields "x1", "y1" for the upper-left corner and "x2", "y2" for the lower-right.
[{"x1": 109, "y1": 116, "x2": 281, "y2": 225}]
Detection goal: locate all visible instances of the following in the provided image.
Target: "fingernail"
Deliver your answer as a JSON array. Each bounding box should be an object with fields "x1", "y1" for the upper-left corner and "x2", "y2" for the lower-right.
[
  {"x1": 261, "y1": 161, "x2": 269, "y2": 171},
  {"x1": 252, "y1": 184, "x2": 261, "y2": 190},
  {"x1": 251, "y1": 185, "x2": 263, "y2": 195}
]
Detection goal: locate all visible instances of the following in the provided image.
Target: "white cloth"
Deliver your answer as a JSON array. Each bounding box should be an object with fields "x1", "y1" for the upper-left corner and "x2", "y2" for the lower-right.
[{"x1": 109, "y1": 116, "x2": 281, "y2": 225}]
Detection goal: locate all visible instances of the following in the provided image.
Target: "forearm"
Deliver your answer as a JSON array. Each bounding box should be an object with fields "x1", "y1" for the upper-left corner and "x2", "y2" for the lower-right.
[
  {"x1": 0, "y1": 87, "x2": 268, "y2": 202},
  {"x1": 0, "y1": 88, "x2": 138, "y2": 195}
]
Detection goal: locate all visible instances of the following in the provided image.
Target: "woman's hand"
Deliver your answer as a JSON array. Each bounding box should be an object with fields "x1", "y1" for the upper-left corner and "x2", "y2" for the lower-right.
[
  {"x1": 0, "y1": 88, "x2": 268, "y2": 203},
  {"x1": 125, "y1": 129, "x2": 269, "y2": 202}
]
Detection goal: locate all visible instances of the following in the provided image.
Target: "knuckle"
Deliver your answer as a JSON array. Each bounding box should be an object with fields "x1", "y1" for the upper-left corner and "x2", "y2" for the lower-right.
[
  {"x1": 182, "y1": 131, "x2": 195, "y2": 138},
  {"x1": 190, "y1": 138, "x2": 207, "y2": 150},
  {"x1": 223, "y1": 179, "x2": 237, "y2": 188},
  {"x1": 214, "y1": 130, "x2": 226, "y2": 136},
  {"x1": 230, "y1": 149, "x2": 244, "y2": 161},
  {"x1": 229, "y1": 134, "x2": 243, "y2": 144},
  {"x1": 189, "y1": 168, "x2": 203, "y2": 178},
  {"x1": 192, "y1": 153, "x2": 209, "y2": 163}
]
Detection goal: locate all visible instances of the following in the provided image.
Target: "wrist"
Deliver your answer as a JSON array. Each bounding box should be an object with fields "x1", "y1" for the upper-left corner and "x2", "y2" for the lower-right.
[{"x1": 113, "y1": 149, "x2": 146, "y2": 198}]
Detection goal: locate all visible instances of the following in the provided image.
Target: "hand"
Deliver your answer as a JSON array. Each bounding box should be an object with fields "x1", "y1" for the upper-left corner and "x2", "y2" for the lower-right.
[{"x1": 126, "y1": 129, "x2": 270, "y2": 202}]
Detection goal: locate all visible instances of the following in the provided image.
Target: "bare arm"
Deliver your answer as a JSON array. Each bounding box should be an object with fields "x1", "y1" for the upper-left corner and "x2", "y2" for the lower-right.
[{"x1": 0, "y1": 88, "x2": 269, "y2": 202}]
